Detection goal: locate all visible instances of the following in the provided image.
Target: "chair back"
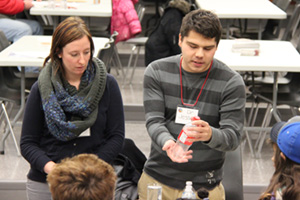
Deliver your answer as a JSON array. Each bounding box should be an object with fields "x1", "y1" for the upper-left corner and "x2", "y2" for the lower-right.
[
  {"x1": 0, "y1": 30, "x2": 11, "y2": 89},
  {"x1": 222, "y1": 146, "x2": 244, "y2": 200},
  {"x1": 97, "y1": 43, "x2": 113, "y2": 73},
  {"x1": 282, "y1": 4, "x2": 300, "y2": 41},
  {"x1": 0, "y1": 30, "x2": 9, "y2": 51},
  {"x1": 273, "y1": 0, "x2": 291, "y2": 11}
]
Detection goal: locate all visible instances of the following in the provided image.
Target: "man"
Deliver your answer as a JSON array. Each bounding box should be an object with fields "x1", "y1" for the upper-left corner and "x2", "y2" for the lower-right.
[
  {"x1": 47, "y1": 154, "x2": 117, "y2": 200},
  {"x1": 139, "y1": 9, "x2": 246, "y2": 199},
  {"x1": 0, "y1": 0, "x2": 43, "y2": 43}
]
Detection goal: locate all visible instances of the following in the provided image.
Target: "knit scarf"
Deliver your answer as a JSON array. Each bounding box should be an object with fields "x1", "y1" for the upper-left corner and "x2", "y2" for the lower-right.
[{"x1": 38, "y1": 57, "x2": 107, "y2": 141}]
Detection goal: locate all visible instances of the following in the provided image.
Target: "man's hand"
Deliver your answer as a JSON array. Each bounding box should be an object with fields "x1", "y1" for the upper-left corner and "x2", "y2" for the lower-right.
[
  {"x1": 162, "y1": 140, "x2": 193, "y2": 163},
  {"x1": 23, "y1": 0, "x2": 34, "y2": 10},
  {"x1": 186, "y1": 119, "x2": 212, "y2": 142}
]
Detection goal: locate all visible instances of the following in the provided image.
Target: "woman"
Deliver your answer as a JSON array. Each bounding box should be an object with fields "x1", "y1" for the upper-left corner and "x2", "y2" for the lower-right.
[
  {"x1": 20, "y1": 16, "x2": 125, "y2": 200},
  {"x1": 259, "y1": 116, "x2": 300, "y2": 200}
]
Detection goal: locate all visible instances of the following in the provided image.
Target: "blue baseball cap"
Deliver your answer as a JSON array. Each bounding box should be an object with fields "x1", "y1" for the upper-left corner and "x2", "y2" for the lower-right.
[{"x1": 270, "y1": 116, "x2": 300, "y2": 164}]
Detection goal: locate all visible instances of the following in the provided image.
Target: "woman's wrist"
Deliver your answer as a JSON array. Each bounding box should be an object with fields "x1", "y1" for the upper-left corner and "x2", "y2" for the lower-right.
[{"x1": 44, "y1": 161, "x2": 56, "y2": 174}]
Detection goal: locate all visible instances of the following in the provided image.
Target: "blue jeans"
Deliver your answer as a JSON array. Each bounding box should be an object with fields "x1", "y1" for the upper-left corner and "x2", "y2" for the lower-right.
[{"x1": 0, "y1": 18, "x2": 44, "y2": 43}]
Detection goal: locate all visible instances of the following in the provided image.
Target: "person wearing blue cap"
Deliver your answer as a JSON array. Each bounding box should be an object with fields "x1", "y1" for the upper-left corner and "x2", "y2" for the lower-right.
[{"x1": 259, "y1": 116, "x2": 300, "y2": 200}]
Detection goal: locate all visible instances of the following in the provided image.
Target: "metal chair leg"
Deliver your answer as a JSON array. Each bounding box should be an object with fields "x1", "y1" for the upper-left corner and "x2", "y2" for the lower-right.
[
  {"x1": 256, "y1": 106, "x2": 273, "y2": 158},
  {"x1": 113, "y1": 45, "x2": 125, "y2": 77},
  {"x1": 129, "y1": 45, "x2": 141, "y2": 84},
  {"x1": 123, "y1": 45, "x2": 136, "y2": 85},
  {"x1": 0, "y1": 102, "x2": 21, "y2": 156}
]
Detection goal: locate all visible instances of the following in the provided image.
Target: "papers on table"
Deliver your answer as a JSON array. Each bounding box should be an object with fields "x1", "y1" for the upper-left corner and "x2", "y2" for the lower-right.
[
  {"x1": 8, "y1": 37, "x2": 50, "y2": 59},
  {"x1": 32, "y1": 1, "x2": 80, "y2": 9},
  {"x1": 8, "y1": 51, "x2": 48, "y2": 60},
  {"x1": 232, "y1": 39, "x2": 260, "y2": 56}
]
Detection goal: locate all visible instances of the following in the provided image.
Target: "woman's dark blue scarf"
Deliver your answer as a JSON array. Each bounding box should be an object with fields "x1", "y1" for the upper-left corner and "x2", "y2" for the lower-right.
[{"x1": 38, "y1": 58, "x2": 107, "y2": 141}]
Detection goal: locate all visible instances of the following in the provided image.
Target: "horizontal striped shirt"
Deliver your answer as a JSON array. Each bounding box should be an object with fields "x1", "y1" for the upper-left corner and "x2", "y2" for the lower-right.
[{"x1": 143, "y1": 54, "x2": 246, "y2": 190}]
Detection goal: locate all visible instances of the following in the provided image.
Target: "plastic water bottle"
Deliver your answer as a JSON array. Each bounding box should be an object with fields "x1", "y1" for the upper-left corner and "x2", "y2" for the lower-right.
[
  {"x1": 181, "y1": 181, "x2": 197, "y2": 199},
  {"x1": 173, "y1": 116, "x2": 200, "y2": 159}
]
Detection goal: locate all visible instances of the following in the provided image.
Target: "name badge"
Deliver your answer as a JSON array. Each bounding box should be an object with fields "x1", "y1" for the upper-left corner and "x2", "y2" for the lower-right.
[
  {"x1": 79, "y1": 128, "x2": 91, "y2": 137},
  {"x1": 175, "y1": 106, "x2": 199, "y2": 124}
]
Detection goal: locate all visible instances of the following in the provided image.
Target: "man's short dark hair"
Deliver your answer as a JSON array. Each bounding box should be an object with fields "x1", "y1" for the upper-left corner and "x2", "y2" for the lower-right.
[{"x1": 180, "y1": 9, "x2": 222, "y2": 45}]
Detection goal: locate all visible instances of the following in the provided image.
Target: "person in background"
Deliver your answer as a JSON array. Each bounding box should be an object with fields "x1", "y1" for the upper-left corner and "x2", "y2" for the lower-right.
[
  {"x1": 110, "y1": 0, "x2": 141, "y2": 43},
  {"x1": 145, "y1": 0, "x2": 192, "y2": 66},
  {"x1": 0, "y1": 0, "x2": 44, "y2": 73},
  {"x1": 259, "y1": 116, "x2": 300, "y2": 200},
  {"x1": 139, "y1": 9, "x2": 246, "y2": 200},
  {"x1": 0, "y1": 0, "x2": 43, "y2": 43},
  {"x1": 47, "y1": 153, "x2": 117, "y2": 200},
  {"x1": 20, "y1": 16, "x2": 124, "y2": 200}
]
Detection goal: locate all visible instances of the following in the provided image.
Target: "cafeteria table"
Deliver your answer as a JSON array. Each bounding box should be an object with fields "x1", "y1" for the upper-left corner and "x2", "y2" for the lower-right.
[
  {"x1": 196, "y1": 0, "x2": 287, "y2": 39},
  {"x1": 215, "y1": 39, "x2": 300, "y2": 157}
]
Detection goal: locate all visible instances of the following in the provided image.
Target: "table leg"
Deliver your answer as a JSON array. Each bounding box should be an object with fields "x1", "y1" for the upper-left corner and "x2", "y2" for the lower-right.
[
  {"x1": 226, "y1": 19, "x2": 230, "y2": 39},
  {"x1": 53, "y1": 16, "x2": 58, "y2": 31},
  {"x1": 271, "y1": 72, "x2": 281, "y2": 122},
  {"x1": 258, "y1": 19, "x2": 262, "y2": 40}
]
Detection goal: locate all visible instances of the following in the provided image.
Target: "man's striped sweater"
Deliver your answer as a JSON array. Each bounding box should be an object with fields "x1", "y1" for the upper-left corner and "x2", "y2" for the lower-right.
[{"x1": 143, "y1": 54, "x2": 246, "y2": 190}]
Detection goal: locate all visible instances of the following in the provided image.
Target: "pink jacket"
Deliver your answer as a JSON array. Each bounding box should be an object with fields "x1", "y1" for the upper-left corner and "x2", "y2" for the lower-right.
[{"x1": 111, "y1": 0, "x2": 142, "y2": 43}]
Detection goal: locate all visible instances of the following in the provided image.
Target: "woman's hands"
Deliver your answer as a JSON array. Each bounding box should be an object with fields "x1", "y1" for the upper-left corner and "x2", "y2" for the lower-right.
[
  {"x1": 44, "y1": 161, "x2": 56, "y2": 174},
  {"x1": 23, "y1": 0, "x2": 34, "y2": 10}
]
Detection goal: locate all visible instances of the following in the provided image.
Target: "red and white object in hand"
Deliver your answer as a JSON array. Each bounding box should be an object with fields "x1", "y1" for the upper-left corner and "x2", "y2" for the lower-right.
[{"x1": 173, "y1": 116, "x2": 200, "y2": 159}]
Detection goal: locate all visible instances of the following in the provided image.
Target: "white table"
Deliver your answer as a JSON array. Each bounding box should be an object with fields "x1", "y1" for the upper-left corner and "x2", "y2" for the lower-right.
[
  {"x1": 196, "y1": 0, "x2": 287, "y2": 39},
  {"x1": 0, "y1": 35, "x2": 109, "y2": 155},
  {"x1": 215, "y1": 39, "x2": 300, "y2": 157},
  {"x1": 30, "y1": 0, "x2": 112, "y2": 29}
]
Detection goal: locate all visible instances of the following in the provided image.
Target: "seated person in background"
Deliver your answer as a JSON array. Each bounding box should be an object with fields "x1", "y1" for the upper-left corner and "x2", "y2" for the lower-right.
[
  {"x1": 0, "y1": 0, "x2": 43, "y2": 43},
  {"x1": 259, "y1": 116, "x2": 300, "y2": 200},
  {"x1": 145, "y1": 0, "x2": 192, "y2": 66},
  {"x1": 20, "y1": 16, "x2": 124, "y2": 200},
  {"x1": 0, "y1": 0, "x2": 44, "y2": 73},
  {"x1": 47, "y1": 153, "x2": 117, "y2": 200},
  {"x1": 110, "y1": 0, "x2": 141, "y2": 43}
]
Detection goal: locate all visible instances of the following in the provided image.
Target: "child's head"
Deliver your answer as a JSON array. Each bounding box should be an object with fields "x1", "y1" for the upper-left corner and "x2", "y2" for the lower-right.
[
  {"x1": 270, "y1": 116, "x2": 300, "y2": 165},
  {"x1": 259, "y1": 116, "x2": 300, "y2": 200}
]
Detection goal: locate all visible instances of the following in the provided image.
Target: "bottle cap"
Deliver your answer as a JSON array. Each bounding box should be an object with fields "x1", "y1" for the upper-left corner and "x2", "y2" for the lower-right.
[
  {"x1": 191, "y1": 116, "x2": 200, "y2": 121},
  {"x1": 186, "y1": 181, "x2": 192, "y2": 186}
]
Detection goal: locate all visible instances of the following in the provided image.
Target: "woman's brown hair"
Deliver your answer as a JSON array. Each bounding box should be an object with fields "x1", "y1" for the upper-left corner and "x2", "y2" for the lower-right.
[{"x1": 43, "y1": 16, "x2": 95, "y2": 74}]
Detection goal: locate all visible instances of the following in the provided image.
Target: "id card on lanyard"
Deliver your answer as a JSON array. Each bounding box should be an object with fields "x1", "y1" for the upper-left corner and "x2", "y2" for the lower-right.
[
  {"x1": 175, "y1": 105, "x2": 199, "y2": 124},
  {"x1": 175, "y1": 57, "x2": 212, "y2": 124}
]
